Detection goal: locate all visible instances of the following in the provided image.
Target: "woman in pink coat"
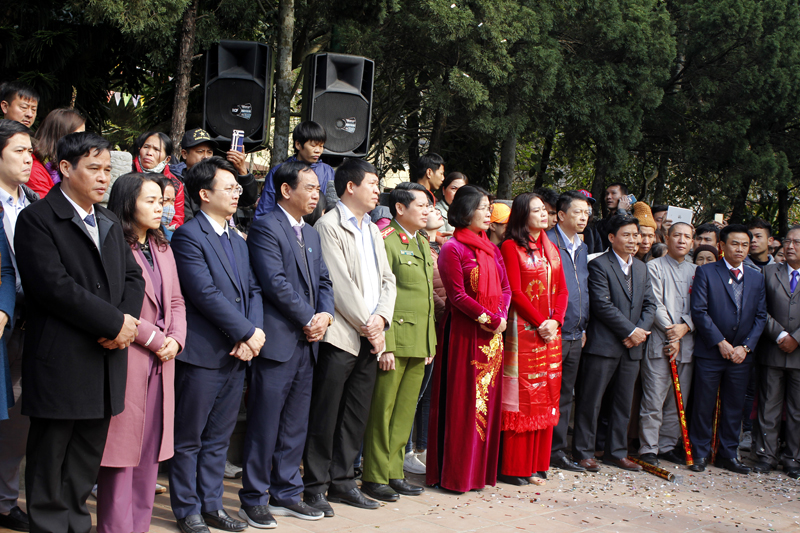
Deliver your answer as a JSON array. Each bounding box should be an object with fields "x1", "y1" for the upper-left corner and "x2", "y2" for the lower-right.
[{"x1": 97, "y1": 173, "x2": 187, "y2": 533}]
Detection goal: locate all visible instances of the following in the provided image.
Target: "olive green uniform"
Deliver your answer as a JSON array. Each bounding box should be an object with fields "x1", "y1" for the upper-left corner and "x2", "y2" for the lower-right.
[{"x1": 362, "y1": 219, "x2": 437, "y2": 484}]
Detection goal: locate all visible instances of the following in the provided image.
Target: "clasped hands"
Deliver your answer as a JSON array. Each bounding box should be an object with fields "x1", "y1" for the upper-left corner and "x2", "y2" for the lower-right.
[
  {"x1": 623, "y1": 327, "x2": 651, "y2": 348},
  {"x1": 717, "y1": 339, "x2": 747, "y2": 364},
  {"x1": 480, "y1": 317, "x2": 507, "y2": 335},
  {"x1": 778, "y1": 334, "x2": 799, "y2": 353},
  {"x1": 361, "y1": 314, "x2": 387, "y2": 354},
  {"x1": 230, "y1": 327, "x2": 266, "y2": 362},
  {"x1": 303, "y1": 313, "x2": 330, "y2": 343},
  {"x1": 98, "y1": 314, "x2": 140, "y2": 350}
]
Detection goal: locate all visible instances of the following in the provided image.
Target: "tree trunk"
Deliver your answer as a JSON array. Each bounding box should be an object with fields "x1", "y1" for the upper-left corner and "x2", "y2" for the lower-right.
[
  {"x1": 170, "y1": 0, "x2": 199, "y2": 160},
  {"x1": 534, "y1": 130, "x2": 555, "y2": 189},
  {"x1": 778, "y1": 186, "x2": 790, "y2": 237},
  {"x1": 497, "y1": 130, "x2": 517, "y2": 200},
  {"x1": 271, "y1": 0, "x2": 295, "y2": 167},
  {"x1": 429, "y1": 110, "x2": 446, "y2": 154},
  {"x1": 729, "y1": 173, "x2": 753, "y2": 224},
  {"x1": 592, "y1": 148, "x2": 610, "y2": 218},
  {"x1": 652, "y1": 153, "x2": 669, "y2": 205}
]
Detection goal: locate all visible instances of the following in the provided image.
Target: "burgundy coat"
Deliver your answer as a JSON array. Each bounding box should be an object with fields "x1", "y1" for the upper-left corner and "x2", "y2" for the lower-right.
[{"x1": 101, "y1": 238, "x2": 187, "y2": 467}]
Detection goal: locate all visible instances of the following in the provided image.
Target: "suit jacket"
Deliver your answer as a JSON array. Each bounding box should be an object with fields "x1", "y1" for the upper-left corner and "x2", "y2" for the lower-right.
[
  {"x1": 246, "y1": 209, "x2": 334, "y2": 362},
  {"x1": 171, "y1": 213, "x2": 263, "y2": 369},
  {"x1": 691, "y1": 259, "x2": 767, "y2": 361},
  {"x1": 15, "y1": 184, "x2": 145, "y2": 419},
  {"x1": 583, "y1": 250, "x2": 656, "y2": 360},
  {"x1": 546, "y1": 226, "x2": 590, "y2": 341},
  {"x1": 760, "y1": 262, "x2": 800, "y2": 369},
  {"x1": 382, "y1": 219, "x2": 436, "y2": 359},
  {"x1": 102, "y1": 238, "x2": 187, "y2": 466},
  {"x1": 315, "y1": 203, "x2": 396, "y2": 357}
]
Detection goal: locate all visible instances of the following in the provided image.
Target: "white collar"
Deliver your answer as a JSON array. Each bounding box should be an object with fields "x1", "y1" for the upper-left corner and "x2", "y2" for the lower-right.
[
  {"x1": 614, "y1": 250, "x2": 633, "y2": 269},
  {"x1": 200, "y1": 210, "x2": 228, "y2": 237},
  {"x1": 395, "y1": 220, "x2": 417, "y2": 240},
  {"x1": 277, "y1": 203, "x2": 305, "y2": 229},
  {"x1": 60, "y1": 188, "x2": 95, "y2": 221},
  {"x1": 723, "y1": 257, "x2": 743, "y2": 273},
  {"x1": 787, "y1": 262, "x2": 800, "y2": 278}
]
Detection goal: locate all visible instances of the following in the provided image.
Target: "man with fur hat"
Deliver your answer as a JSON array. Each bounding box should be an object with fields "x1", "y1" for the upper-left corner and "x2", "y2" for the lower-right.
[{"x1": 633, "y1": 202, "x2": 658, "y2": 261}]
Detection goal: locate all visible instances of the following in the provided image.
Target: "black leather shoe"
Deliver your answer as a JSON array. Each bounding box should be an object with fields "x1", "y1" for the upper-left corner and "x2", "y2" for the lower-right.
[
  {"x1": 715, "y1": 457, "x2": 751, "y2": 475},
  {"x1": 361, "y1": 481, "x2": 400, "y2": 502},
  {"x1": 658, "y1": 449, "x2": 685, "y2": 465},
  {"x1": 201, "y1": 509, "x2": 247, "y2": 531},
  {"x1": 752, "y1": 461, "x2": 772, "y2": 473},
  {"x1": 389, "y1": 478, "x2": 424, "y2": 496},
  {"x1": 269, "y1": 501, "x2": 323, "y2": 521},
  {"x1": 238, "y1": 506, "x2": 277, "y2": 529},
  {"x1": 690, "y1": 457, "x2": 708, "y2": 472},
  {"x1": 304, "y1": 493, "x2": 334, "y2": 518},
  {"x1": 177, "y1": 514, "x2": 210, "y2": 533},
  {"x1": 0, "y1": 507, "x2": 29, "y2": 532},
  {"x1": 639, "y1": 453, "x2": 660, "y2": 466},
  {"x1": 786, "y1": 468, "x2": 800, "y2": 479},
  {"x1": 497, "y1": 474, "x2": 530, "y2": 486},
  {"x1": 550, "y1": 456, "x2": 586, "y2": 472},
  {"x1": 327, "y1": 487, "x2": 381, "y2": 509}
]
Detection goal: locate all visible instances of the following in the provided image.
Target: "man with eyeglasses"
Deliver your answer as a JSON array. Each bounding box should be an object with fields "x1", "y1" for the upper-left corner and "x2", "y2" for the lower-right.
[
  {"x1": 752, "y1": 228, "x2": 800, "y2": 478},
  {"x1": 170, "y1": 157, "x2": 266, "y2": 533}
]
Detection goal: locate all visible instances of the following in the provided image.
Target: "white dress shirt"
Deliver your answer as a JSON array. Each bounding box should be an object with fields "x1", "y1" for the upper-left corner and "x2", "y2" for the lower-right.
[
  {"x1": 200, "y1": 210, "x2": 230, "y2": 237},
  {"x1": 556, "y1": 223, "x2": 579, "y2": 263},
  {"x1": 614, "y1": 250, "x2": 634, "y2": 275},
  {"x1": 61, "y1": 188, "x2": 100, "y2": 251},
  {"x1": 723, "y1": 258, "x2": 744, "y2": 280}
]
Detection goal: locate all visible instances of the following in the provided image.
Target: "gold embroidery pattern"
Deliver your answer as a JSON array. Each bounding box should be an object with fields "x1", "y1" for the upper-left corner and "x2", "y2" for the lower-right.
[
  {"x1": 470, "y1": 266, "x2": 480, "y2": 293},
  {"x1": 477, "y1": 313, "x2": 490, "y2": 324},
  {"x1": 472, "y1": 333, "x2": 504, "y2": 441}
]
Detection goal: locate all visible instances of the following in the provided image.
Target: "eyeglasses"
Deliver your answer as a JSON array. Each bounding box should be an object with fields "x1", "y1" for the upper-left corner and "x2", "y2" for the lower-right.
[
  {"x1": 211, "y1": 185, "x2": 243, "y2": 197},
  {"x1": 783, "y1": 239, "x2": 800, "y2": 247}
]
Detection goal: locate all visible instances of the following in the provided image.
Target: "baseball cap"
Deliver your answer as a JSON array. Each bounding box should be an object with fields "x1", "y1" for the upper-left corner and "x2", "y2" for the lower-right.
[
  {"x1": 490, "y1": 203, "x2": 511, "y2": 224},
  {"x1": 578, "y1": 189, "x2": 596, "y2": 204},
  {"x1": 181, "y1": 128, "x2": 218, "y2": 149}
]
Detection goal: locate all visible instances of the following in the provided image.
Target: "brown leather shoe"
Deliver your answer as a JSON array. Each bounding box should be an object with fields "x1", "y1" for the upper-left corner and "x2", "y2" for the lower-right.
[
  {"x1": 603, "y1": 456, "x2": 642, "y2": 471},
  {"x1": 578, "y1": 458, "x2": 600, "y2": 472}
]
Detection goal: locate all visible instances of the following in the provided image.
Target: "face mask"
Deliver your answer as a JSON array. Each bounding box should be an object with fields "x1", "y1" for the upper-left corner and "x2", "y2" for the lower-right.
[
  {"x1": 161, "y1": 204, "x2": 175, "y2": 226},
  {"x1": 139, "y1": 156, "x2": 168, "y2": 175}
]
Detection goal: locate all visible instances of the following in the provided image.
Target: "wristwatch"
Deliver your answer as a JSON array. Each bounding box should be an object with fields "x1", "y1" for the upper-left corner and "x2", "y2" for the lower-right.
[{"x1": 743, "y1": 345, "x2": 751, "y2": 353}]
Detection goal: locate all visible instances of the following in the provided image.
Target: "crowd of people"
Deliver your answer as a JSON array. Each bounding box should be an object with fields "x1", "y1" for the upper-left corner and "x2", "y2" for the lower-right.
[{"x1": 0, "y1": 79, "x2": 797, "y2": 533}]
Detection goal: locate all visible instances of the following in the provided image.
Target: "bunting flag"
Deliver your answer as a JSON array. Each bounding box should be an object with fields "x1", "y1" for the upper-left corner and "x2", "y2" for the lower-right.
[
  {"x1": 670, "y1": 359, "x2": 694, "y2": 466},
  {"x1": 131, "y1": 95, "x2": 141, "y2": 107},
  {"x1": 122, "y1": 93, "x2": 131, "y2": 106},
  {"x1": 114, "y1": 92, "x2": 122, "y2": 105}
]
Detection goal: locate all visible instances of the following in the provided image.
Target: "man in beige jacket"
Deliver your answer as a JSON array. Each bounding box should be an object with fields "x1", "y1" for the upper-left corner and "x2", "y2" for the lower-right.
[{"x1": 302, "y1": 158, "x2": 396, "y2": 516}]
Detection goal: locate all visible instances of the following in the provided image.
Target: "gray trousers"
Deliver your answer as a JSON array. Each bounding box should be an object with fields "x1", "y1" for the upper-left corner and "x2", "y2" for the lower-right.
[
  {"x1": 638, "y1": 355, "x2": 693, "y2": 455},
  {"x1": 0, "y1": 326, "x2": 28, "y2": 513},
  {"x1": 754, "y1": 365, "x2": 800, "y2": 468}
]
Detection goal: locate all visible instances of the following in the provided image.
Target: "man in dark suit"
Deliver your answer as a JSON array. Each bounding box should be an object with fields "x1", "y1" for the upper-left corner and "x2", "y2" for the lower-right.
[
  {"x1": 14, "y1": 132, "x2": 145, "y2": 533},
  {"x1": 238, "y1": 162, "x2": 334, "y2": 526},
  {"x1": 751, "y1": 227, "x2": 800, "y2": 476},
  {"x1": 572, "y1": 215, "x2": 656, "y2": 472},
  {"x1": 170, "y1": 157, "x2": 265, "y2": 533},
  {"x1": 690, "y1": 224, "x2": 767, "y2": 474}
]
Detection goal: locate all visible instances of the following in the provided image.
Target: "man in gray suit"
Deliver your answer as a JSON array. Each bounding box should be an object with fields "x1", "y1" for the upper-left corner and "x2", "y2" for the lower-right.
[
  {"x1": 752, "y1": 225, "x2": 800, "y2": 478},
  {"x1": 572, "y1": 215, "x2": 656, "y2": 472}
]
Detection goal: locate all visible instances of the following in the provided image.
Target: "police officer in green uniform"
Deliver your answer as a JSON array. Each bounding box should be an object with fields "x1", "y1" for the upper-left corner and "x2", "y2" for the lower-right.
[{"x1": 361, "y1": 182, "x2": 437, "y2": 502}]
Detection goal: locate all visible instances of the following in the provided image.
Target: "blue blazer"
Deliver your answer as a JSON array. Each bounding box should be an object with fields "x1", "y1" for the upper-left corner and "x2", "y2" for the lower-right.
[
  {"x1": 247, "y1": 209, "x2": 334, "y2": 362},
  {"x1": 172, "y1": 213, "x2": 263, "y2": 369},
  {"x1": 691, "y1": 259, "x2": 767, "y2": 360}
]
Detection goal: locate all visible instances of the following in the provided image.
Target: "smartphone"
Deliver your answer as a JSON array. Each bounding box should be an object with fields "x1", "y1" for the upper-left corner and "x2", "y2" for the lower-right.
[
  {"x1": 230, "y1": 129, "x2": 245, "y2": 153},
  {"x1": 714, "y1": 213, "x2": 724, "y2": 224},
  {"x1": 627, "y1": 194, "x2": 637, "y2": 205}
]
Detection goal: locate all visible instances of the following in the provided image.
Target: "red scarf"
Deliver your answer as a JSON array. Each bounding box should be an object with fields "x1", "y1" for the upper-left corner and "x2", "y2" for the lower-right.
[
  {"x1": 454, "y1": 227, "x2": 502, "y2": 313},
  {"x1": 530, "y1": 230, "x2": 561, "y2": 270}
]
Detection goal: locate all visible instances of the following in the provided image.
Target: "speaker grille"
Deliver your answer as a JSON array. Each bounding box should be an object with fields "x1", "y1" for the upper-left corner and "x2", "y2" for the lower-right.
[
  {"x1": 312, "y1": 93, "x2": 370, "y2": 153},
  {"x1": 205, "y1": 79, "x2": 266, "y2": 139}
]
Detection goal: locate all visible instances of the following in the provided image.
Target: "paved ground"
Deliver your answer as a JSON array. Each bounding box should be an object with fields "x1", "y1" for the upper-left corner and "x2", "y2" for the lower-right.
[{"x1": 4, "y1": 459, "x2": 800, "y2": 533}]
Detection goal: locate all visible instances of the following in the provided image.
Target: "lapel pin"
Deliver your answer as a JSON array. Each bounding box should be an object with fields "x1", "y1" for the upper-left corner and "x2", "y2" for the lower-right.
[
  {"x1": 728, "y1": 279, "x2": 733, "y2": 285},
  {"x1": 308, "y1": 247, "x2": 312, "y2": 253}
]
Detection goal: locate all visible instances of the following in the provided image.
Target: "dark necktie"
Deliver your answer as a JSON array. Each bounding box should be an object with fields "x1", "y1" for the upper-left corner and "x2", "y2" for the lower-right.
[
  {"x1": 731, "y1": 268, "x2": 741, "y2": 280},
  {"x1": 219, "y1": 231, "x2": 243, "y2": 295},
  {"x1": 84, "y1": 214, "x2": 96, "y2": 227},
  {"x1": 293, "y1": 225, "x2": 304, "y2": 245},
  {"x1": 792, "y1": 271, "x2": 798, "y2": 294}
]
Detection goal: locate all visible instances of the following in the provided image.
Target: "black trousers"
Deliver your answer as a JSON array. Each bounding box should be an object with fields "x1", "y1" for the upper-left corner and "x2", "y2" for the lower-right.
[
  {"x1": 303, "y1": 339, "x2": 377, "y2": 496},
  {"x1": 572, "y1": 352, "x2": 640, "y2": 461},
  {"x1": 550, "y1": 339, "x2": 583, "y2": 461},
  {"x1": 25, "y1": 416, "x2": 111, "y2": 533}
]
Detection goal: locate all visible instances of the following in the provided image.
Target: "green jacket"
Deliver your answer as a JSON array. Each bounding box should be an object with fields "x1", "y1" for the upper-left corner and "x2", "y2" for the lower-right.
[{"x1": 381, "y1": 219, "x2": 436, "y2": 358}]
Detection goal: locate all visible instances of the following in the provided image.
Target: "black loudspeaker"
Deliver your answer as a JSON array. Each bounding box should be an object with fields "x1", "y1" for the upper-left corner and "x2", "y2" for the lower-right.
[
  {"x1": 302, "y1": 53, "x2": 374, "y2": 158},
  {"x1": 203, "y1": 40, "x2": 274, "y2": 153}
]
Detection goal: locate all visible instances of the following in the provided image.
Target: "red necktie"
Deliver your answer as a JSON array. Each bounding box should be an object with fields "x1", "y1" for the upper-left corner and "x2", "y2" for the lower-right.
[{"x1": 731, "y1": 268, "x2": 741, "y2": 279}]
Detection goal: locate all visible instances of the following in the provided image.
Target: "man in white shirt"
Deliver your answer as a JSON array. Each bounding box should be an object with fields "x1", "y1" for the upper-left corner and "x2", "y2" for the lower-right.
[{"x1": 304, "y1": 159, "x2": 396, "y2": 514}]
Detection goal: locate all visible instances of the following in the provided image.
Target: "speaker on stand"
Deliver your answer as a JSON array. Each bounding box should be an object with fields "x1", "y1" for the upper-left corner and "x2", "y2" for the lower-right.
[
  {"x1": 203, "y1": 40, "x2": 274, "y2": 153},
  {"x1": 301, "y1": 53, "x2": 374, "y2": 161}
]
